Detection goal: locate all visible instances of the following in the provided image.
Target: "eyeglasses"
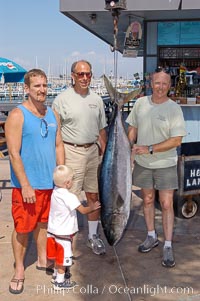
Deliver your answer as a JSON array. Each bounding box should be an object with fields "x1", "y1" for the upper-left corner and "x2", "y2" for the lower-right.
[
  {"x1": 73, "y1": 72, "x2": 92, "y2": 79},
  {"x1": 40, "y1": 119, "x2": 48, "y2": 138},
  {"x1": 155, "y1": 66, "x2": 170, "y2": 74}
]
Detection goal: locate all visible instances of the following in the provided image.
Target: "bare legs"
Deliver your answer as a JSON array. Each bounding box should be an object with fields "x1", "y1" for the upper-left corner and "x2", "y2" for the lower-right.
[
  {"x1": 12, "y1": 230, "x2": 28, "y2": 278},
  {"x1": 9, "y1": 222, "x2": 48, "y2": 291},
  {"x1": 159, "y1": 190, "x2": 174, "y2": 241},
  {"x1": 9, "y1": 230, "x2": 27, "y2": 291},
  {"x1": 34, "y1": 222, "x2": 49, "y2": 267},
  {"x1": 142, "y1": 188, "x2": 174, "y2": 241},
  {"x1": 85, "y1": 192, "x2": 100, "y2": 221},
  {"x1": 141, "y1": 188, "x2": 156, "y2": 232}
]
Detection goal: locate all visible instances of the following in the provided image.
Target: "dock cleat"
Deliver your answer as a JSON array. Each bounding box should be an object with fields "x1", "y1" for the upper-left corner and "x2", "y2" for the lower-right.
[{"x1": 87, "y1": 234, "x2": 106, "y2": 255}]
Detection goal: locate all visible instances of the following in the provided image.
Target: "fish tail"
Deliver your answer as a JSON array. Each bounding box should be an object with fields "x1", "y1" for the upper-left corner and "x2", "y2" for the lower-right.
[{"x1": 103, "y1": 74, "x2": 142, "y2": 108}]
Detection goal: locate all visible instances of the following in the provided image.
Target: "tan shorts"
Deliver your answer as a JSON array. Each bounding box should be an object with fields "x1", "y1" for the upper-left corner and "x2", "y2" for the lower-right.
[
  {"x1": 64, "y1": 143, "x2": 99, "y2": 199},
  {"x1": 133, "y1": 162, "x2": 178, "y2": 190}
]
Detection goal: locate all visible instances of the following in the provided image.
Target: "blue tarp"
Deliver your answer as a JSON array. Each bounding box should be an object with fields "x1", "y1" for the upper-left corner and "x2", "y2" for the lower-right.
[{"x1": 0, "y1": 57, "x2": 26, "y2": 83}]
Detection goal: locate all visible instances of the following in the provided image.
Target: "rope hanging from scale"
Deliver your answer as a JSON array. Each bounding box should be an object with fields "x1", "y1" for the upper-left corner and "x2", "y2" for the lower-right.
[
  {"x1": 106, "y1": 0, "x2": 127, "y2": 90},
  {"x1": 106, "y1": 0, "x2": 127, "y2": 91},
  {"x1": 111, "y1": 10, "x2": 119, "y2": 52},
  {"x1": 110, "y1": 9, "x2": 120, "y2": 92}
]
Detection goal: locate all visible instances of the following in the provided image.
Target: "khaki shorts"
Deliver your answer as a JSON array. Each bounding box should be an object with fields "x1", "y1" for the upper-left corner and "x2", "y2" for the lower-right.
[
  {"x1": 133, "y1": 162, "x2": 178, "y2": 190},
  {"x1": 64, "y1": 143, "x2": 99, "y2": 199}
]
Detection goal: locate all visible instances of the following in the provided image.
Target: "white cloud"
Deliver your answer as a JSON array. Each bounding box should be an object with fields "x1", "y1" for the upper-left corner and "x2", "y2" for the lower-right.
[
  {"x1": 87, "y1": 51, "x2": 96, "y2": 56},
  {"x1": 71, "y1": 51, "x2": 81, "y2": 57}
]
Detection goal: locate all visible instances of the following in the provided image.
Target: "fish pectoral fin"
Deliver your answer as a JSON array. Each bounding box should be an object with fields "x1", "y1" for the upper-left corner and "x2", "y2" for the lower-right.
[{"x1": 116, "y1": 194, "x2": 124, "y2": 207}]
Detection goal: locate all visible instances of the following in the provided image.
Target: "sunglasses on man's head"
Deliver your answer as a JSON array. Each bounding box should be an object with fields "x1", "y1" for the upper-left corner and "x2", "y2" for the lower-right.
[
  {"x1": 73, "y1": 72, "x2": 92, "y2": 79},
  {"x1": 155, "y1": 66, "x2": 170, "y2": 74}
]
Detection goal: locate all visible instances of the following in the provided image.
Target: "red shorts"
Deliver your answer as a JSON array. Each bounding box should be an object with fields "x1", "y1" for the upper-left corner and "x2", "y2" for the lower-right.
[
  {"x1": 12, "y1": 188, "x2": 53, "y2": 233},
  {"x1": 47, "y1": 234, "x2": 73, "y2": 266}
]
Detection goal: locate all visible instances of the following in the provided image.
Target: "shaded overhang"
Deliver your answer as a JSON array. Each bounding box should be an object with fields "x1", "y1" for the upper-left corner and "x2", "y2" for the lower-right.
[{"x1": 60, "y1": 0, "x2": 200, "y2": 56}]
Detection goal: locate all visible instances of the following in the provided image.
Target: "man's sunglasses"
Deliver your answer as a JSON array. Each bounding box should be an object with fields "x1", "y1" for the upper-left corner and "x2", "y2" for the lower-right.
[
  {"x1": 40, "y1": 119, "x2": 48, "y2": 138},
  {"x1": 155, "y1": 66, "x2": 170, "y2": 74},
  {"x1": 73, "y1": 72, "x2": 92, "y2": 79}
]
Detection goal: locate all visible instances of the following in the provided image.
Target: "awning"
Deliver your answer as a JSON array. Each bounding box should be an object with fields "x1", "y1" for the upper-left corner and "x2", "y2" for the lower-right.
[{"x1": 0, "y1": 57, "x2": 27, "y2": 83}]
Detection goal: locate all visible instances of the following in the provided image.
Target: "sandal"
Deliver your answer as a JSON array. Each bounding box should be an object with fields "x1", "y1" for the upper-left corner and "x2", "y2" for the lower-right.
[{"x1": 9, "y1": 278, "x2": 25, "y2": 294}]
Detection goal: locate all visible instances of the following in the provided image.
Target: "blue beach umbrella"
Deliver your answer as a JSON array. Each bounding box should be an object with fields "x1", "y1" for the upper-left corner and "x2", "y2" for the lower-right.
[{"x1": 0, "y1": 57, "x2": 26, "y2": 83}]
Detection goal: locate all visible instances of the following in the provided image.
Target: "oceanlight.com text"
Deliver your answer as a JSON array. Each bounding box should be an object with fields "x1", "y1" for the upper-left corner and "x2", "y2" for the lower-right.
[{"x1": 36, "y1": 283, "x2": 194, "y2": 297}]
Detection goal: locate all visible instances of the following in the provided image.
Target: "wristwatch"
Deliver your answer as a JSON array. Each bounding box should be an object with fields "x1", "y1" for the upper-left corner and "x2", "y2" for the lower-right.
[{"x1": 148, "y1": 145, "x2": 153, "y2": 154}]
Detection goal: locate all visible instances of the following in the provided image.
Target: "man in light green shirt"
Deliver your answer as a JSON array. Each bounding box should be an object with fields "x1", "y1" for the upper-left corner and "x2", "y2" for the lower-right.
[{"x1": 126, "y1": 68, "x2": 186, "y2": 268}]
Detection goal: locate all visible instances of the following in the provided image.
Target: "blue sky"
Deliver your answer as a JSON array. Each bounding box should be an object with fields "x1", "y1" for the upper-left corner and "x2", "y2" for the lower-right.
[{"x1": 1, "y1": 0, "x2": 143, "y2": 78}]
